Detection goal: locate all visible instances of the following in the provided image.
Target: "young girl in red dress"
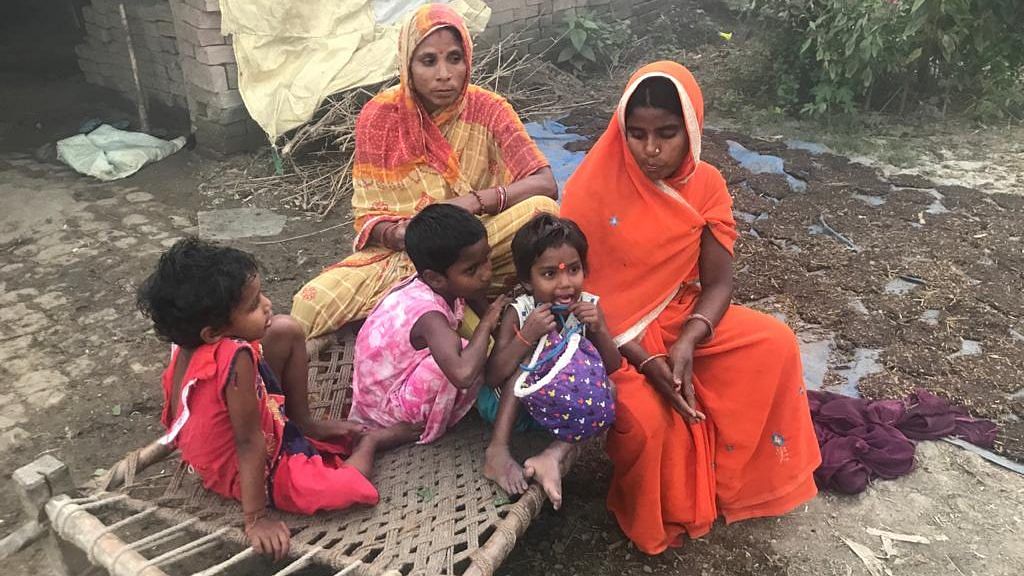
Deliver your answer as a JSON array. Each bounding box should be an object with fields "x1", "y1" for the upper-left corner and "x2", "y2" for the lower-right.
[{"x1": 137, "y1": 238, "x2": 419, "y2": 559}]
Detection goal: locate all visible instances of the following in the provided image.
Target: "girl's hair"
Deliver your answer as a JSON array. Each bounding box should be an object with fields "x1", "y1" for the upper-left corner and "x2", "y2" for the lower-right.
[
  {"x1": 405, "y1": 204, "x2": 487, "y2": 274},
  {"x1": 136, "y1": 237, "x2": 259, "y2": 348},
  {"x1": 511, "y1": 214, "x2": 589, "y2": 282},
  {"x1": 625, "y1": 75, "x2": 683, "y2": 120}
]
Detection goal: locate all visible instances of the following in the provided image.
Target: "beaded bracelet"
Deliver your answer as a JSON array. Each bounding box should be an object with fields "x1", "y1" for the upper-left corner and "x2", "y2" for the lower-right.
[
  {"x1": 469, "y1": 190, "x2": 486, "y2": 215},
  {"x1": 637, "y1": 353, "x2": 667, "y2": 373},
  {"x1": 244, "y1": 509, "x2": 267, "y2": 532}
]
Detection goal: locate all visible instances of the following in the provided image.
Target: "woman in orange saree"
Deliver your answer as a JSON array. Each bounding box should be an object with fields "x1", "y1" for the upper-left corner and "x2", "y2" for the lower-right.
[
  {"x1": 561, "y1": 61, "x2": 820, "y2": 554},
  {"x1": 291, "y1": 4, "x2": 558, "y2": 339}
]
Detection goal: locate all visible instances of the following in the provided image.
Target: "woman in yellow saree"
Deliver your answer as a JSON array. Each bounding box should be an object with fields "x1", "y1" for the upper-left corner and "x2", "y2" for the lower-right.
[{"x1": 292, "y1": 3, "x2": 558, "y2": 338}]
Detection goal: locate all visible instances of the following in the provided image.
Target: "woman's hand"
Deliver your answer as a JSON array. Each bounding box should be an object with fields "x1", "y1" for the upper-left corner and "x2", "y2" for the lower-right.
[
  {"x1": 245, "y1": 514, "x2": 291, "y2": 561},
  {"x1": 668, "y1": 337, "x2": 704, "y2": 423},
  {"x1": 382, "y1": 221, "x2": 408, "y2": 251},
  {"x1": 521, "y1": 303, "x2": 556, "y2": 343},
  {"x1": 446, "y1": 190, "x2": 497, "y2": 215},
  {"x1": 642, "y1": 355, "x2": 704, "y2": 423}
]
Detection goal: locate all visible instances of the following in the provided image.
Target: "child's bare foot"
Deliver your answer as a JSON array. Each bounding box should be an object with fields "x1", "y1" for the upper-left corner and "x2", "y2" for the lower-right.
[
  {"x1": 361, "y1": 421, "x2": 423, "y2": 451},
  {"x1": 484, "y1": 445, "x2": 528, "y2": 496},
  {"x1": 346, "y1": 422, "x2": 424, "y2": 478},
  {"x1": 524, "y1": 443, "x2": 577, "y2": 510},
  {"x1": 306, "y1": 419, "x2": 369, "y2": 441}
]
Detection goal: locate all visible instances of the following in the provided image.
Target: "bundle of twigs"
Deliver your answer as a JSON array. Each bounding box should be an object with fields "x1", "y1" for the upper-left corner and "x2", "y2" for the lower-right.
[{"x1": 248, "y1": 33, "x2": 579, "y2": 218}]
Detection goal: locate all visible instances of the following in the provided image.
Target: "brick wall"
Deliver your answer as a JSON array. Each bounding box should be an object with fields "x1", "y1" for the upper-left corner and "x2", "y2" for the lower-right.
[
  {"x1": 75, "y1": 0, "x2": 662, "y2": 154},
  {"x1": 168, "y1": 0, "x2": 261, "y2": 154},
  {"x1": 478, "y1": 0, "x2": 645, "y2": 55},
  {"x1": 76, "y1": 0, "x2": 187, "y2": 111}
]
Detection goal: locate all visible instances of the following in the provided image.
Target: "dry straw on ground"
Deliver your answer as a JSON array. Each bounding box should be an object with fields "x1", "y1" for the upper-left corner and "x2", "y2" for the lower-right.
[{"x1": 248, "y1": 34, "x2": 581, "y2": 218}]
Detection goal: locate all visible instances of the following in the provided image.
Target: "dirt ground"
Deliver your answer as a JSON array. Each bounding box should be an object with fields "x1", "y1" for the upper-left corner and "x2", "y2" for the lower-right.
[{"x1": 2, "y1": 1, "x2": 1023, "y2": 575}]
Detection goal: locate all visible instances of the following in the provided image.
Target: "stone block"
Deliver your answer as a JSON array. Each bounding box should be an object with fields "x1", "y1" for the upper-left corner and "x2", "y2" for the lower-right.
[
  {"x1": 195, "y1": 44, "x2": 235, "y2": 65},
  {"x1": 172, "y1": 1, "x2": 223, "y2": 30},
  {"x1": 167, "y1": 63, "x2": 185, "y2": 84},
  {"x1": 475, "y1": 28, "x2": 499, "y2": 48},
  {"x1": 610, "y1": 0, "x2": 632, "y2": 18},
  {"x1": 184, "y1": 0, "x2": 222, "y2": 11},
  {"x1": 195, "y1": 117, "x2": 264, "y2": 155},
  {"x1": 83, "y1": 69, "x2": 104, "y2": 85},
  {"x1": 160, "y1": 36, "x2": 179, "y2": 54},
  {"x1": 553, "y1": 0, "x2": 579, "y2": 12},
  {"x1": 225, "y1": 63, "x2": 238, "y2": 89},
  {"x1": 514, "y1": 4, "x2": 541, "y2": 20},
  {"x1": 141, "y1": 19, "x2": 160, "y2": 38},
  {"x1": 13, "y1": 455, "x2": 73, "y2": 521},
  {"x1": 189, "y1": 84, "x2": 244, "y2": 110},
  {"x1": 177, "y1": 37, "x2": 195, "y2": 58},
  {"x1": 181, "y1": 57, "x2": 228, "y2": 92},
  {"x1": 82, "y1": 5, "x2": 99, "y2": 25},
  {"x1": 489, "y1": 7, "x2": 515, "y2": 27},
  {"x1": 84, "y1": 21, "x2": 112, "y2": 44},
  {"x1": 144, "y1": 32, "x2": 164, "y2": 52},
  {"x1": 158, "y1": 21, "x2": 177, "y2": 37},
  {"x1": 175, "y1": 20, "x2": 228, "y2": 46}
]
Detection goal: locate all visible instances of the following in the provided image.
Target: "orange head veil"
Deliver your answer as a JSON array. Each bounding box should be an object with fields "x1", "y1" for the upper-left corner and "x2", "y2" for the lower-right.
[{"x1": 560, "y1": 61, "x2": 736, "y2": 344}]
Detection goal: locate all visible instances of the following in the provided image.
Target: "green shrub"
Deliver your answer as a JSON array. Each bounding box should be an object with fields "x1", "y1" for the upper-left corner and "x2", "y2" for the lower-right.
[
  {"x1": 554, "y1": 11, "x2": 633, "y2": 75},
  {"x1": 747, "y1": 0, "x2": 1024, "y2": 120}
]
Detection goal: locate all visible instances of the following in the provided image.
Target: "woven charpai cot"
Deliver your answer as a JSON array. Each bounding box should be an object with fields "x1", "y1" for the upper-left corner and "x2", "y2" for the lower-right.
[{"x1": 94, "y1": 326, "x2": 546, "y2": 576}]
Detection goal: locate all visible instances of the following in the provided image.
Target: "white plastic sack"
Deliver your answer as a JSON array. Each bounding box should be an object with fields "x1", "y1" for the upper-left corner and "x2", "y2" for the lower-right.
[{"x1": 56, "y1": 124, "x2": 187, "y2": 181}]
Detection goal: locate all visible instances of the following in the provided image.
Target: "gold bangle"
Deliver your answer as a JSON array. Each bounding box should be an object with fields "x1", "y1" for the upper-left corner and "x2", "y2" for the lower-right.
[
  {"x1": 686, "y1": 313, "x2": 715, "y2": 343},
  {"x1": 637, "y1": 353, "x2": 667, "y2": 373}
]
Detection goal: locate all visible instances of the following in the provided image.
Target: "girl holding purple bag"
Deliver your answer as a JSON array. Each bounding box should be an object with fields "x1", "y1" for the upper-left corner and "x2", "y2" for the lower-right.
[{"x1": 483, "y1": 214, "x2": 621, "y2": 510}]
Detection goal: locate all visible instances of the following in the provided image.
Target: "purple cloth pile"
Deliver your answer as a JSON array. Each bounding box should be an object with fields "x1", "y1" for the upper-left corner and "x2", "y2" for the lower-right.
[{"x1": 809, "y1": 389, "x2": 998, "y2": 494}]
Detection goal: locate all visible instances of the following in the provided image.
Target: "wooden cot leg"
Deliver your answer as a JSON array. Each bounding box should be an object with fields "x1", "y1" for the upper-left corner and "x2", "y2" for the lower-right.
[{"x1": 11, "y1": 455, "x2": 85, "y2": 575}]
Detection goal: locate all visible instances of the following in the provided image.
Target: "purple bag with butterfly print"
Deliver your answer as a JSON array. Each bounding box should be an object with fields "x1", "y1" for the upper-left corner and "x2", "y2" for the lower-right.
[{"x1": 512, "y1": 326, "x2": 615, "y2": 443}]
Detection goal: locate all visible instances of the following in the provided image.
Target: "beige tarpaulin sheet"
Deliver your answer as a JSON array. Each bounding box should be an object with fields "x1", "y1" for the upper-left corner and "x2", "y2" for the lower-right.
[{"x1": 219, "y1": 0, "x2": 491, "y2": 142}]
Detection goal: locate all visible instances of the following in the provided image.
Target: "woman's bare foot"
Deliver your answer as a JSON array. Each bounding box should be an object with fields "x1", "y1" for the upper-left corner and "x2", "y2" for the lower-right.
[
  {"x1": 484, "y1": 445, "x2": 528, "y2": 496},
  {"x1": 523, "y1": 442, "x2": 577, "y2": 510}
]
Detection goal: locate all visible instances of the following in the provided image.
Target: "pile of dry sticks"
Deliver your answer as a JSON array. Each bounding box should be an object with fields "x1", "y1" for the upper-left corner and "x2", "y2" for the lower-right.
[{"x1": 252, "y1": 34, "x2": 582, "y2": 218}]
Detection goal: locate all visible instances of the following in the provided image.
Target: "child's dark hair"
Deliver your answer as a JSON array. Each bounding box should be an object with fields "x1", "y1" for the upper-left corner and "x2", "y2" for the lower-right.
[
  {"x1": 405, "y1": 204, "x2": 487, "y2": 274},
  {"x1": 625, "y1": 75, "x2": 683, "y2": 120},
  {"x1": 136, "y1": 237, "x2": 259, "y2": 348},
  {"x1": 511, "y1": 214, "x2": 589, "y2": 282}
]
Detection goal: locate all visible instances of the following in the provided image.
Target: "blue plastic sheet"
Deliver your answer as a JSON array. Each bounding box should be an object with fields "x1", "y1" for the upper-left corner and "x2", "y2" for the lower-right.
[
  {"x1": 726, "y1": 140, "x2": 807, "y2": 192},
  {"x1": 525, "y1": 120, "x2": 586, "y2": 198}
]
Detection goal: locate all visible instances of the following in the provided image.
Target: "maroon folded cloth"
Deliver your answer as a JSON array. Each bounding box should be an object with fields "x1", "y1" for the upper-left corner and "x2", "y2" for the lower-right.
[
  {"x1": 808, "y1": 388, "x2": 997, "y2": 494},
  {"x1": 899, "y1": 389, "x2": 997, "y2": 448}
]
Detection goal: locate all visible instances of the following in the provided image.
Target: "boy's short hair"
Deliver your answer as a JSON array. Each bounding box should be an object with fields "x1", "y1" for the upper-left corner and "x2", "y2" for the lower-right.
[
  {"x1": 136, "y1": 236, "x2": 259, "y2": 348},
  {"x1": 405, "y1": 204, "x2": 486, "y2": 274},
  {"x1": 511, "y1": 214, "x2": 589, "y2": 282}
]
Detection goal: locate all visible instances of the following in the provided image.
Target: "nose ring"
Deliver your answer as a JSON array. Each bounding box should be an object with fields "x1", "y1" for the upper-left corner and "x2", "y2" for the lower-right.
[{"x1": 655, "y1": 147, "x2": 661, "y2": 154}]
